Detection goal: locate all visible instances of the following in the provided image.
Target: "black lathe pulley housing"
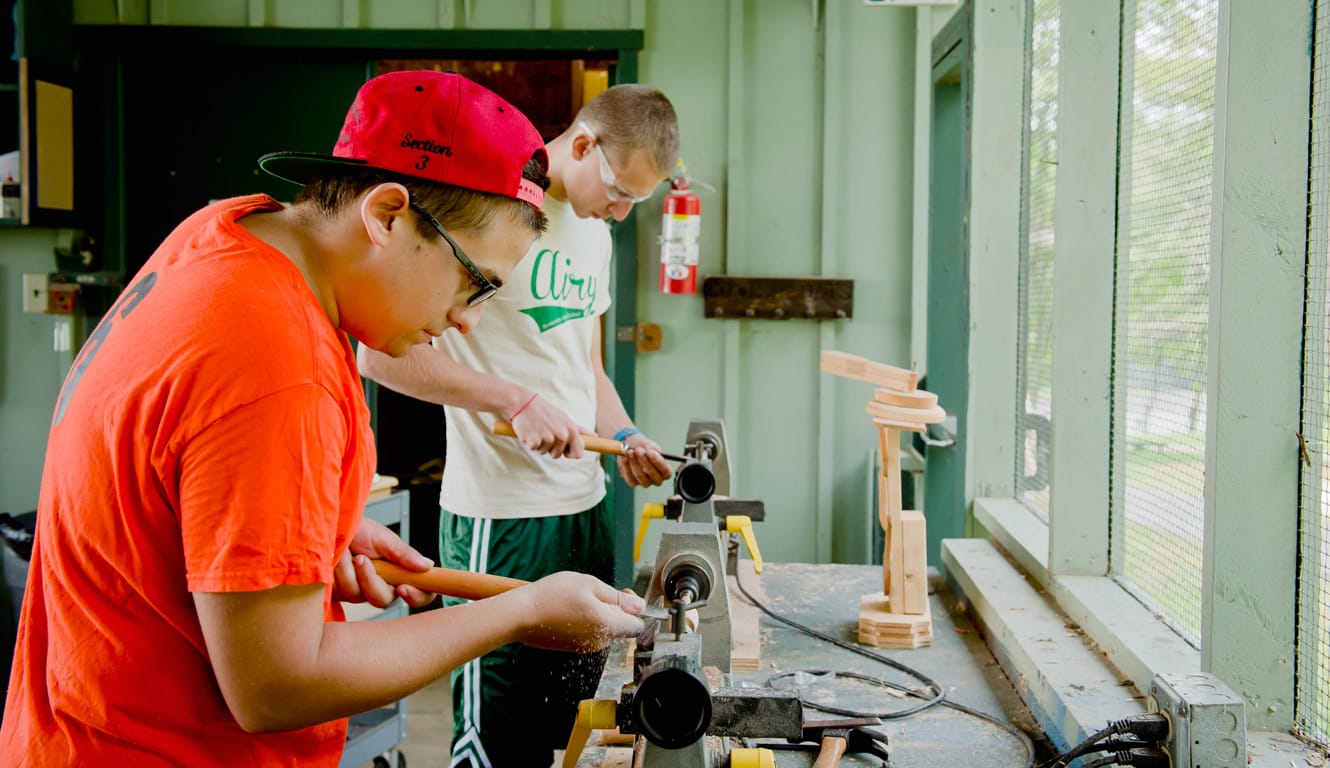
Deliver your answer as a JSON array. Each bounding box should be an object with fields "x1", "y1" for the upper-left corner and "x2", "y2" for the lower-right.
[
  {"x1": 673, "y1": 461, "x2": 715, "y2": 504},
  {"x1": 630, "y1": 653, "x2": 712, "y2": 749}
]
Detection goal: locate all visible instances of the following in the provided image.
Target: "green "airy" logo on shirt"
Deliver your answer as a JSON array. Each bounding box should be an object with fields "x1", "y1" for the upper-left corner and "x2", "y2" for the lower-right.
[{"x1": 520, "y1": 248, "x2": 598, "y2": 332}]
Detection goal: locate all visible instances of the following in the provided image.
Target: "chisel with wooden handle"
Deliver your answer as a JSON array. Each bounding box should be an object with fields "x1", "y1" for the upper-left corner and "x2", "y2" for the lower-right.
[
  {"x1": 372, "y1": 561, "x2": 528, "y2": 601},
  {"x1": 490, "y1": 420, "x2": 687, "y2": 462},
  {"x1": 372, "y1": 560, "x2": 669, "y2": 618}
]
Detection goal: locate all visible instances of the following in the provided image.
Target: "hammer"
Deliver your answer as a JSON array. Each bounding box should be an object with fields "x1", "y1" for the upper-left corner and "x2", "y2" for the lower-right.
[
  {"x1": 371, "y1": 561, "x2": 669, "y2": 619},
  {"x1": 491, "y1": 420, "x2": 688, "y2": 462},
  {"x1": 801, "y1": 718, "x2": 889, "y2": 768}
]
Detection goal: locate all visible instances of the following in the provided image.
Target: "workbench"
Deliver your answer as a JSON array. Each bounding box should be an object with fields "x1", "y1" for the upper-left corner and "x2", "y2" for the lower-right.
[{"x1": 575, "y1": 562, "x2": 1039, "y2": 768}]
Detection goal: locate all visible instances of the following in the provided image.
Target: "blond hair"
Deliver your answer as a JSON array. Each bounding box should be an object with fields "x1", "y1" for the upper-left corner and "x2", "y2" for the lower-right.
[{"x1": 575, "y1": 84, "x2": 679, "y2": 177}]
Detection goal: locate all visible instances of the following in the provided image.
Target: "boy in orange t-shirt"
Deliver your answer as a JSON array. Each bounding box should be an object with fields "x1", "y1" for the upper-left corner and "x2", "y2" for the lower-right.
[{"x1": 0, "y1": 71, "x2": 647, "y2": 767}]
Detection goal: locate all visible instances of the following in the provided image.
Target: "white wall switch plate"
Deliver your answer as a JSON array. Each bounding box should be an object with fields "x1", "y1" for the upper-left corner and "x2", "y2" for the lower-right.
[{"x1": 22, "y1": 273, "x2": 48, "y2": 314}]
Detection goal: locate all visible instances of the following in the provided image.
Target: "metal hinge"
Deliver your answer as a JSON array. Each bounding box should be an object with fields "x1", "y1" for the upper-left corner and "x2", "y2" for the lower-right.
[{"x1": 615, "y1": 323, "x2": 663, "y2": 352}]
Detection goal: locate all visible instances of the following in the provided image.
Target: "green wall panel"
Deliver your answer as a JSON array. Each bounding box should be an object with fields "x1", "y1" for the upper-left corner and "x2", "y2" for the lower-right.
[
  {"x1": 276, "y1": 0, "x2": 372, "y2": 29},
  {"x1": 150, "y1": 1, "x2": 249, "y2": 27},
  {"x1": 630, "y1": 0, "x2": 917, "y2": 566},
  {"x1": 738, "y1": 322, "x2": 823, "y2": 564},
  {"x1": 552, "y1": 0, "x2": 640, "y2": 30},
  {"x1": 0, "y1": 231, "x2": 71, "y2": 514},
  {"x1": 821, "y1": 1, "x2": 916, "y2": 564}
]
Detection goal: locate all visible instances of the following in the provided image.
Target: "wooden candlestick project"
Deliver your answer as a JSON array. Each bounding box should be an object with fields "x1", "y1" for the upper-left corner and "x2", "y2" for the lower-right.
[{"x1": 820, "y1": 350, "x2": 945, "y2": 648}]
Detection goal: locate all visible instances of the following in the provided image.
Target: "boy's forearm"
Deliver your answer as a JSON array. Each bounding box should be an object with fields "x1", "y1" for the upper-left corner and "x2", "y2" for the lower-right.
[
  {"x1": 226, "y1": 593, "x2": 526, "y2": 733},
  {"x1": 357, "y1": 342, "x2": 531, "y2": 417},
  {"x1": 301, "y1": 598, "x2": 522, "y2": 723}
]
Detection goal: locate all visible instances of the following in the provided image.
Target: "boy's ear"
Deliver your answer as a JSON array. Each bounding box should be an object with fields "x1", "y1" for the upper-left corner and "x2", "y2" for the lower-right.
[
  {"x1": 571, "y1": 132, "x2": 595, "y2": 162},
  {"x1": 360, "y1": 183, "x2": 412, "y2": 246}
]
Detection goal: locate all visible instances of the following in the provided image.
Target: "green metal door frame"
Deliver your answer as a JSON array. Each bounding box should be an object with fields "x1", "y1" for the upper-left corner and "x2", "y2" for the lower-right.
[
  {"x1": 924, "y1": 8, "x2": 971, "y2": 565},
  {"x1": 603, "y1": 56, "x2": 640, "y2": 588}
]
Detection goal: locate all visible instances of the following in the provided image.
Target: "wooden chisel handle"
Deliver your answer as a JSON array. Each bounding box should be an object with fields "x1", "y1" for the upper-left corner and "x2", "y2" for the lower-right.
[
  {"x1": 491, "y1": 420, "x2": 627, "y2": 456},
  {"x1": 810, "y1": 735, "x2": 848, "y2": 768},
  {"x1": 373, "y1": 561, "x2": 529, "y2": 601}
]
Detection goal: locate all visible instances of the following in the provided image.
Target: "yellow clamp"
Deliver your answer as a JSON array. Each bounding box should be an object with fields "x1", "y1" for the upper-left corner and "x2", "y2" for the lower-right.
[
  {"x1": 725, "y1": 515, "x2": 763, "y2": 575},
  {"x1": 729, "y1": 747, "x2": 776, "y2": 768},
  {"x1": 563, "y1": 699, "x2": 619, "y2": 768},
  {"x1": 633, "y1": 502, "x2": 666, "y2": 562}
]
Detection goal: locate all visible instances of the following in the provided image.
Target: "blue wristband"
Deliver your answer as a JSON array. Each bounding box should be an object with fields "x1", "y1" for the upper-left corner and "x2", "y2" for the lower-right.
[{"x1": 613, "y1": 426, "x2": 642, "y2": 443}]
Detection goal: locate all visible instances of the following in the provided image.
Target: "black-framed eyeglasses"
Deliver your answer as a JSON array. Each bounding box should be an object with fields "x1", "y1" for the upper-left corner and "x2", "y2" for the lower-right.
[{"x1": 410, "y1": 202, "x2": 500, "y2": 307}]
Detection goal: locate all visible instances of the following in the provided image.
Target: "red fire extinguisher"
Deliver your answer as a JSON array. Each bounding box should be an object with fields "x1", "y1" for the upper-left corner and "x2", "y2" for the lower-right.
[{"x1": 659, "y1": 161, "x2": 700, "y2": 294}]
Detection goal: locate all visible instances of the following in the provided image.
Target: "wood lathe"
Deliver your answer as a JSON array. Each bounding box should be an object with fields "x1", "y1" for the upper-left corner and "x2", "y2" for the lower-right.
[{"x1": 562, "y1": 419, "x2": 830, "y2": 768}]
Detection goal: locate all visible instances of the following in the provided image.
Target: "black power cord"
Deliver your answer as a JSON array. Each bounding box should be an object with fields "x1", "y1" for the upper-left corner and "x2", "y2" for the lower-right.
[
  {"x1": 1037, "y1": 713, "x2": 1170, "y2": 768},
  {"x1": 1079, "y1": 747, "x2": 1169, "y2": 768},
  {"x1": 766, "y1": 669, "x2": 940, "y2": 719},
  {"x1": 1084, "y1": 736, "x2": 1156, "y2": 752},
  {"x1": 732, "y1": 567, "x2": 1036, "y2": 768}
]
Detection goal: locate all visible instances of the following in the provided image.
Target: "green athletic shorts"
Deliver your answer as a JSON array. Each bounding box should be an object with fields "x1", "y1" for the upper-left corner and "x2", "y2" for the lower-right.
[{"x1": 440, "y1": 499, "x2": 614, "y2": 768}]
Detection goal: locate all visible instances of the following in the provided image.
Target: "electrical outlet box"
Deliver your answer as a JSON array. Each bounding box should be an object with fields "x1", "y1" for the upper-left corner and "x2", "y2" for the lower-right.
[
  {"x1": 1148, "y1": 672, "x2": 1246, "y2": 768},
  {"x1": 22, "y1": 273, "x2": 48, "y2": 314}
]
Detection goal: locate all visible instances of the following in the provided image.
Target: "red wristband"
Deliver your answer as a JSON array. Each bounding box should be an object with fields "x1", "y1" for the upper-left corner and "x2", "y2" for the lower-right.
[{"x1": 509, "y1": 392, "x2": 539, "y2": 422}]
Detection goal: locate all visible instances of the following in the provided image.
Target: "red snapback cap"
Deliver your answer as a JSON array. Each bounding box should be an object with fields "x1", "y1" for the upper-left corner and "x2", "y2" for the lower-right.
[{"x1": 260, "y1": 71, "x2": 546, "y2": 209}]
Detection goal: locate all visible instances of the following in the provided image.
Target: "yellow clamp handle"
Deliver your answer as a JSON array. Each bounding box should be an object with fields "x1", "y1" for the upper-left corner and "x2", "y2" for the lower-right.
[
  {"x1": 633, "y1": 503, "x2": 666, "y2": 562},
  {"x1": 562, "y1": 699, "x2": 618, "y2": 768},
  {"x1": 729, "y1": 747, "x2": 776, "y2": 768},
  {"x1": 725, "y1": 515, "x2": 763, "y2": 575}
]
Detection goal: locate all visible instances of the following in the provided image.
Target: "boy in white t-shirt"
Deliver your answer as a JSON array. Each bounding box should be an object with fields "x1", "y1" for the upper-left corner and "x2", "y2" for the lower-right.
[{"x1": 358, "y1": 84, "x2": 680, "y2": 767}]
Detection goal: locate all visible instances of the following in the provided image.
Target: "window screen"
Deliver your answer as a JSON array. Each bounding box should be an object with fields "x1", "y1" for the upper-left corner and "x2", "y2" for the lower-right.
[
  {"x1": 1111, "y1": 0, "x2": 1218, "y2": 646},
  {"x1": 1016, "y1": 0, "x2": 1060, "y2": 521},
  {"x1": 1298, "y1": 0, "x2": 1330, "y2": 750}
]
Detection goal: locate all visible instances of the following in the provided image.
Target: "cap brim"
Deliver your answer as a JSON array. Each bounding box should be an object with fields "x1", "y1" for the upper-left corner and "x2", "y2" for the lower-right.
[{"x1": 257, "y1": 151, "x2": 372, "y2": 186}]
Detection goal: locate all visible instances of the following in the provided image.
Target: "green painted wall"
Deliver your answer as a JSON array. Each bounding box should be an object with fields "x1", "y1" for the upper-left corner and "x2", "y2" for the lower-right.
[
  {"x1": 0, "y1": 229, "x2": 73, "y2": 514},
  {"x1": 0, "y1": 0, "x2": 918, "y2": 564},
  {"x1": 632, "y1": 1, "x2": 916, "y2": 566}
]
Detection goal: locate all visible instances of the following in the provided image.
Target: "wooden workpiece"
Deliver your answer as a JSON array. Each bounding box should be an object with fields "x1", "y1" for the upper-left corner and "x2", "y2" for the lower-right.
[
  {"x1": 821, "y1": 349, "x2": 944, "y2": 649},
  {"x1": 366, "y1": 473, "x2": 399, "y2": 503},
  {"x1": 874, "y1": 387, "x2": 938, "y2": 409},
  {"x1": 728, "y1": 573, "x2": 764, "y2": 671},
  {"x1": 858, "y1": 593, "x2": 933, "y2": 648},
  {"x1": 819, "y1": 350, "x2": 920, "y2": 391}
]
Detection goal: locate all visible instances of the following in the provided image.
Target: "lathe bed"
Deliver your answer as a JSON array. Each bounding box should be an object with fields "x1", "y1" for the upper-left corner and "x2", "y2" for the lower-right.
[{"x1": 573, "y1": 562, "x2": 1036, "y2": 768}]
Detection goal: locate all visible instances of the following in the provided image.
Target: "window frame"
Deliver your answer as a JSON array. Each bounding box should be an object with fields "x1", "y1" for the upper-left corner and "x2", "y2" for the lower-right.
[{"x1": 947, "y1": 0, "x2": 1311, "y2": 741}]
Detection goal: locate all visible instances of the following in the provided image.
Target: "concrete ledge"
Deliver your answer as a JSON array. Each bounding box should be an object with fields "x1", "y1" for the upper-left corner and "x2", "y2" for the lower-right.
[
  {"x1": 1050, "y1": 575, "x2": 1199, "y2": 694},
  {"x1": 974, "y1": 497, "x2": 1201, "y2": 694},
  {"x1": 973, "y1": 497, "x2": 1050, "y2": 589},
  {"x1": 941, "y1": 538, "x2": 1144, "y2": 751},
  {"x1": 943, "y1": 537, "x2": 1326, "y2": 767}
]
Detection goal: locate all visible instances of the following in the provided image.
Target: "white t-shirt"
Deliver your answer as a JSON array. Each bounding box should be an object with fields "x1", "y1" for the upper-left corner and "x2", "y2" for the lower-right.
[{"x1": 436, "y1": 195, "x2": 614, "y2": 518}]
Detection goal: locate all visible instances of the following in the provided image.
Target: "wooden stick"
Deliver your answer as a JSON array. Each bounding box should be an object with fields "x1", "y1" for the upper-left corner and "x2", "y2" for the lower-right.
[
  {"x1": 491, "y1": 421, "x2": 688, "y2": 463},
  {"x1": 491, "y1": 420, "x2": 627, "y2": 455},
  {"x1": 373, "y1": 561, "x2": 528, "y2": 601}
]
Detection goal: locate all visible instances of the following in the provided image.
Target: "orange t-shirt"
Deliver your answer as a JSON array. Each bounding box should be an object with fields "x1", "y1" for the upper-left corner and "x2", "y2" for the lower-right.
[{"x1": 0, "y1": 195, "x2": 375, "y2": 766}]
